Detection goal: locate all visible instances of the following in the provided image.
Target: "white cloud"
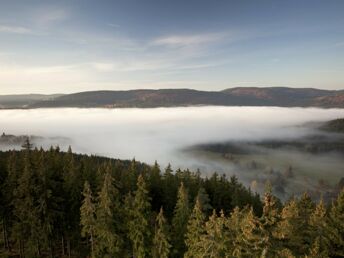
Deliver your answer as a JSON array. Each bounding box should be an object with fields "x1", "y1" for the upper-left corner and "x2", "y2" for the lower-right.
[
  {"x1": 152, "y1": 32, "x2": 227, "y2": 48},
  {"x1": 0, "y1": 25, "x2": 32, "y2": 34}
]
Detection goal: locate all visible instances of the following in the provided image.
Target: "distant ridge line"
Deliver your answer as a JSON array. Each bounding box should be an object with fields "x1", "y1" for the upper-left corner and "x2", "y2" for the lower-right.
[{"x1": 1, "y1": 87, "x2": 344, "y2": 109}]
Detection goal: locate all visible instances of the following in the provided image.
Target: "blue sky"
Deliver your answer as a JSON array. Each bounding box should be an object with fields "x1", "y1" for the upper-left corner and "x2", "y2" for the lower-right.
[{"x1": 0, "y1": 0, "x2": 343, "y2": 94}]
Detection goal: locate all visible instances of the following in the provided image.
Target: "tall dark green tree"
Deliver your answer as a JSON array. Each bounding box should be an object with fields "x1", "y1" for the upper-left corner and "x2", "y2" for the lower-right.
[
  {"x1": 80, "y1": 181, "x2": 96, "y2": 258},
  {"x1": 94, "y1": 167, "x2": 123, "y2": 257},
  {"x1": 327, "y1": 188, "x2": 344, "y2": 257},
  {"x1": 171, "y1": 182, "x2": 190, "y2": 257},
  {"x1": 152, "y1": 207, "x2": 171, "y2": 258},
  {"x1": 12, "y1": 146, "x2": 42, "y2": 257},
  {"x1": 128, "y1": 174, "x2": 152, "y2": 258}
]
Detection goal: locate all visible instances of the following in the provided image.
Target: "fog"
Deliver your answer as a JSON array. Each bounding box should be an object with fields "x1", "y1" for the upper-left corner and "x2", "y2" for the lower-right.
[{"x1": 1, "y1": 106, "x2": 343, "y2": 198}]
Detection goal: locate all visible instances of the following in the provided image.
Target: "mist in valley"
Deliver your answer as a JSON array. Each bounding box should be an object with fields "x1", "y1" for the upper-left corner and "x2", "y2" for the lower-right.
[{"x1": 1, "y1": 106, "x2": 343, "y2": 199}]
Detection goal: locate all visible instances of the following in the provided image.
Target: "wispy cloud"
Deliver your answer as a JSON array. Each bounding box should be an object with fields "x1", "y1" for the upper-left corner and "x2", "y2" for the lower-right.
[
  {"x1": 0, "y1": 25, "x2": 32, "y2": 34},
  {"x1": 152, "y1": 32, "x2": 227, "y2": 48},
  {"x1": 33, "y1": 7, "x2": 69, "y2": 27}
]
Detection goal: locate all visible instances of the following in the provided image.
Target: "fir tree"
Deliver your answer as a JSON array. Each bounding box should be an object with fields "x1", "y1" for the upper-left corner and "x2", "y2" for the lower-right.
[
  {"x1": 308, "y1": 198, "x2": 329, "y2": 256},
  {"x1": 80, "y1": 181, "x2": 96, "y2": 258},
  {"x1": 327, "y1": 187, "x2": 344, "y2": 257},
  {"x1": 152, "y1": 207, "x2": 171, "y2": 258},
  {"x1": 184, "y1": 197, "x2": 206, "y2": 258},
  {"x1": 197, "y1": 210, "x2": 228, "y2": 258},
  {"x1": 128, "y1": 174, "x2": 152, "y2": 258},
  {"x1": 234, "y1": 207, "x2": 264, "y2": 257},
  {"x1": 172, "y1": 182, "x2": 190, "y2": 257},
  {"x1": 260, "y1": 184, "x2": 280, "y2": 256},
  {"x1": 94, "y1": 167, "x2": 123, "y2": 257}
]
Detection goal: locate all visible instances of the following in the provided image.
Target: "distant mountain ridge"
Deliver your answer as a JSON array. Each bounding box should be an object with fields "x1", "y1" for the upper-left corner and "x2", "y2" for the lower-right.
[{"x1": 1, "y1": 87, "x2": 344, "y2": 109}]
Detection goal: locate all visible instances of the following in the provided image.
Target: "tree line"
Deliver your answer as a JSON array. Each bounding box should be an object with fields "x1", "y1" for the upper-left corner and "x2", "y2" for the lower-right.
[{"x1": 0, "y1": 142, "x2": 343, "y2": 257}]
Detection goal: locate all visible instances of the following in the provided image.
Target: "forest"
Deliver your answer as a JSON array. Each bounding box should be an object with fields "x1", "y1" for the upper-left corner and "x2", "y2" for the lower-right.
[{"x1": 0, "y1": 140, "x2": 343, "y2": 258}]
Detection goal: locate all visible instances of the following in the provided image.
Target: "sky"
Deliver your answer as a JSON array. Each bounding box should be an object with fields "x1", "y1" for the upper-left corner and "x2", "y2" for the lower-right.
[{"x1": 0, "y1": 0, "x2": 344, "y2": 94}]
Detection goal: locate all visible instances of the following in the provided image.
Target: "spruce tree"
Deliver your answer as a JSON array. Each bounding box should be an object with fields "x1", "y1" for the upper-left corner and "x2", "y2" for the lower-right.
[
  {"x1": 172, "y1": 182, "x2": 190, "y2": 257},
  {"x1": 327, "y1": 187, "x2": 344, "y2": 257},
  {"x1": 80, "y1": 181, "x2": 96, "y2": 257},
  {"x1": 152, "y1": 207, "x2": 171, "y2": 258},
  {"x1": 13, "y1": 147, "x2": 42, "y2": 257},
  {"x1": 260, "y1": 183, "x2": 280, "y2": 256},
  {"x1": 184, "y1": 198, "x2": 206, "y2": 258},
  {"x1": 94, "y1": 167, "x2": 123, "y2": 257},
  {"x1": 197, "y1": 210, "x2": 228, "y2": 258},
  {"x1": 128, "y1": 174, "x2": 152, "y2": 258},
  {"x1": 308, "y1": 198, "x2": 329, "y2": 256}
]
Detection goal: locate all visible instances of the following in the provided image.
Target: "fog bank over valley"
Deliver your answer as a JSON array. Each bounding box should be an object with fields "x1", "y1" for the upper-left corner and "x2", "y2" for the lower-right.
[{"x1": 1, "y1": 106, "x2": 343, "y2": 199}]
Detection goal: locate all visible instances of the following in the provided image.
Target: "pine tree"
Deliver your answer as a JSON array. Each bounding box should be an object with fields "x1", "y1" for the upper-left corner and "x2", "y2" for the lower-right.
[
  {"x1": 152, "y1": 207, "x2": 171, "y2": 258},
  {"x1": 172, "y1": 182, "x2": 190, "y2": 257},
  {"x1": 308, "y1": 198, "x2": 329, "y2": 256},
  {"x1": 275, "y1": 195, "x2": 314, "y2": 256},
  {"x1": 150, "y1": 161, "x2": 163, "y2": 211},
  {"x1": 260, "y1": 182, "x2": 280, "y2": 256},
  {"x1": 233, "y1": 207, "x2": 264, "y2": 257},
  {"x1": 13, "y1": 147, "x2": 42, "y2": 257},
  {"x1": 94, "y1": 167, "x2": 123, "y2": 257},
  {"x1": 197, "y1": 210, "x2": 228, "y2": 258},
  {"x1": 184, "y1": 198, "x2": 206, "y2": 258},
  {"x1": 296, "y1": 193, "x2": 315, "y2": 254},
  {"x1": 327, "y1": 187, "x2": 344, "y2": 257},
  {"x1": 128, "y1": 174, "x2": 152, "y2": 258},
  {"x1": 80, "y1": 181, "x2": 96, "y2": 257},
  {"x1": 162, "y1": 163, "x2": 177, "y2": 217}
]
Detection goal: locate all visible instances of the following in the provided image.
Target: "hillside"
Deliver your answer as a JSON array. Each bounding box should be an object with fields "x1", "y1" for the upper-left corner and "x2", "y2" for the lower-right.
[
  {"x1": 1, "y1": 87, "x2": 344, "y2": 108},
  {"x1": 0, "y1": 94, "x2": 64, "y2": 109},
  {"x1": 321, "y1": 118, "x2": 344, "y2": 133}
]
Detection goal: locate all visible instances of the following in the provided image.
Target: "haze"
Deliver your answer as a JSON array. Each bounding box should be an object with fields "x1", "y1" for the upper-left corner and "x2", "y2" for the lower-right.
[{"x1": 0, "y1": 106, "x2": 342, "y2": 162}]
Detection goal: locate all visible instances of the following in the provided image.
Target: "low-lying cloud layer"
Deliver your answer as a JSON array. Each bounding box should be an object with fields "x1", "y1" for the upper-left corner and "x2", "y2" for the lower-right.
[
  {"x1": 1, "y1": 106, "x2": 343, "y2": 199},
  {"x1": 0, "y1": 106, "x2": 342, "y2": 163}
]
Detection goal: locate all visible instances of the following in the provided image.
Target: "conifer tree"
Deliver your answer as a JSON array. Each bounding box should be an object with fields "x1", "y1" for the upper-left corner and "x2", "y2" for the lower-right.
[
  {"x1": 80, "y1": 181, "x2": 96, "y2": 257},
  {"x1": 197, "y1": 210, "x2": 228, "y2": 258},
  {"x1": 234, "y1": 207, "x2": 264, "y2": 257},
  {"x1": 150, "y1": 161, "x2": 163, "y2": 211},
  {"x1": 172, "y1": 182, "x2": 190, "y2": 257},
  {"x1": 94, "y1": 168, "x2": 123, "y2": 257},
  {"x1": 128, "y1": 174, "x2": 152, "y2": 258},
  {"x1": 152, "y1": 207, "x2": 171, "y2": 258},
  {"x1": 296, "y1": 193, "x2": 315, "y2": 254},
  {"x1": 327, "y1": 187, "x2": 344, "y2": 257},
  {"x1": 308, "y1": 198, "x2": 329, "y2": 256},
  {"x1": 184, "y1": 198, "x2": 206, "y2": 258},
  {"x1": 260, "y1": 182, "x2": 280, "y2": 256},
  {"x1": 162, "y1": 163, "x2": 177, "y2": 217},
  {"x1": 13, "y1": 147, "x2": 42, "y2": 257}
]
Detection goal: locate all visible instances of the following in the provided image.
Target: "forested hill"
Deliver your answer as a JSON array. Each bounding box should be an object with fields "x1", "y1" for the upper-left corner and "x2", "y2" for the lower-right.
[
  {"x1": 0, "y1": 143, "x2": 343, "y2": 257},
  {"x1": 1, "y1": 87, "x2": 344, "y2": 108}
]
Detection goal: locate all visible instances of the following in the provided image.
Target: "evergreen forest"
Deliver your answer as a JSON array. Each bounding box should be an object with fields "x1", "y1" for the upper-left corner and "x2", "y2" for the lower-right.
[{"x1": 0, "y1": 141, "x2": 343, "y2": 258}]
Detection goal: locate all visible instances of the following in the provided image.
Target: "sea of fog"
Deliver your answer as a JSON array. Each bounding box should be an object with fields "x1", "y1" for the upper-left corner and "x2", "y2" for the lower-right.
[{"x1": 1, "y1": 106, "x2": 343, "y2": 198}]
